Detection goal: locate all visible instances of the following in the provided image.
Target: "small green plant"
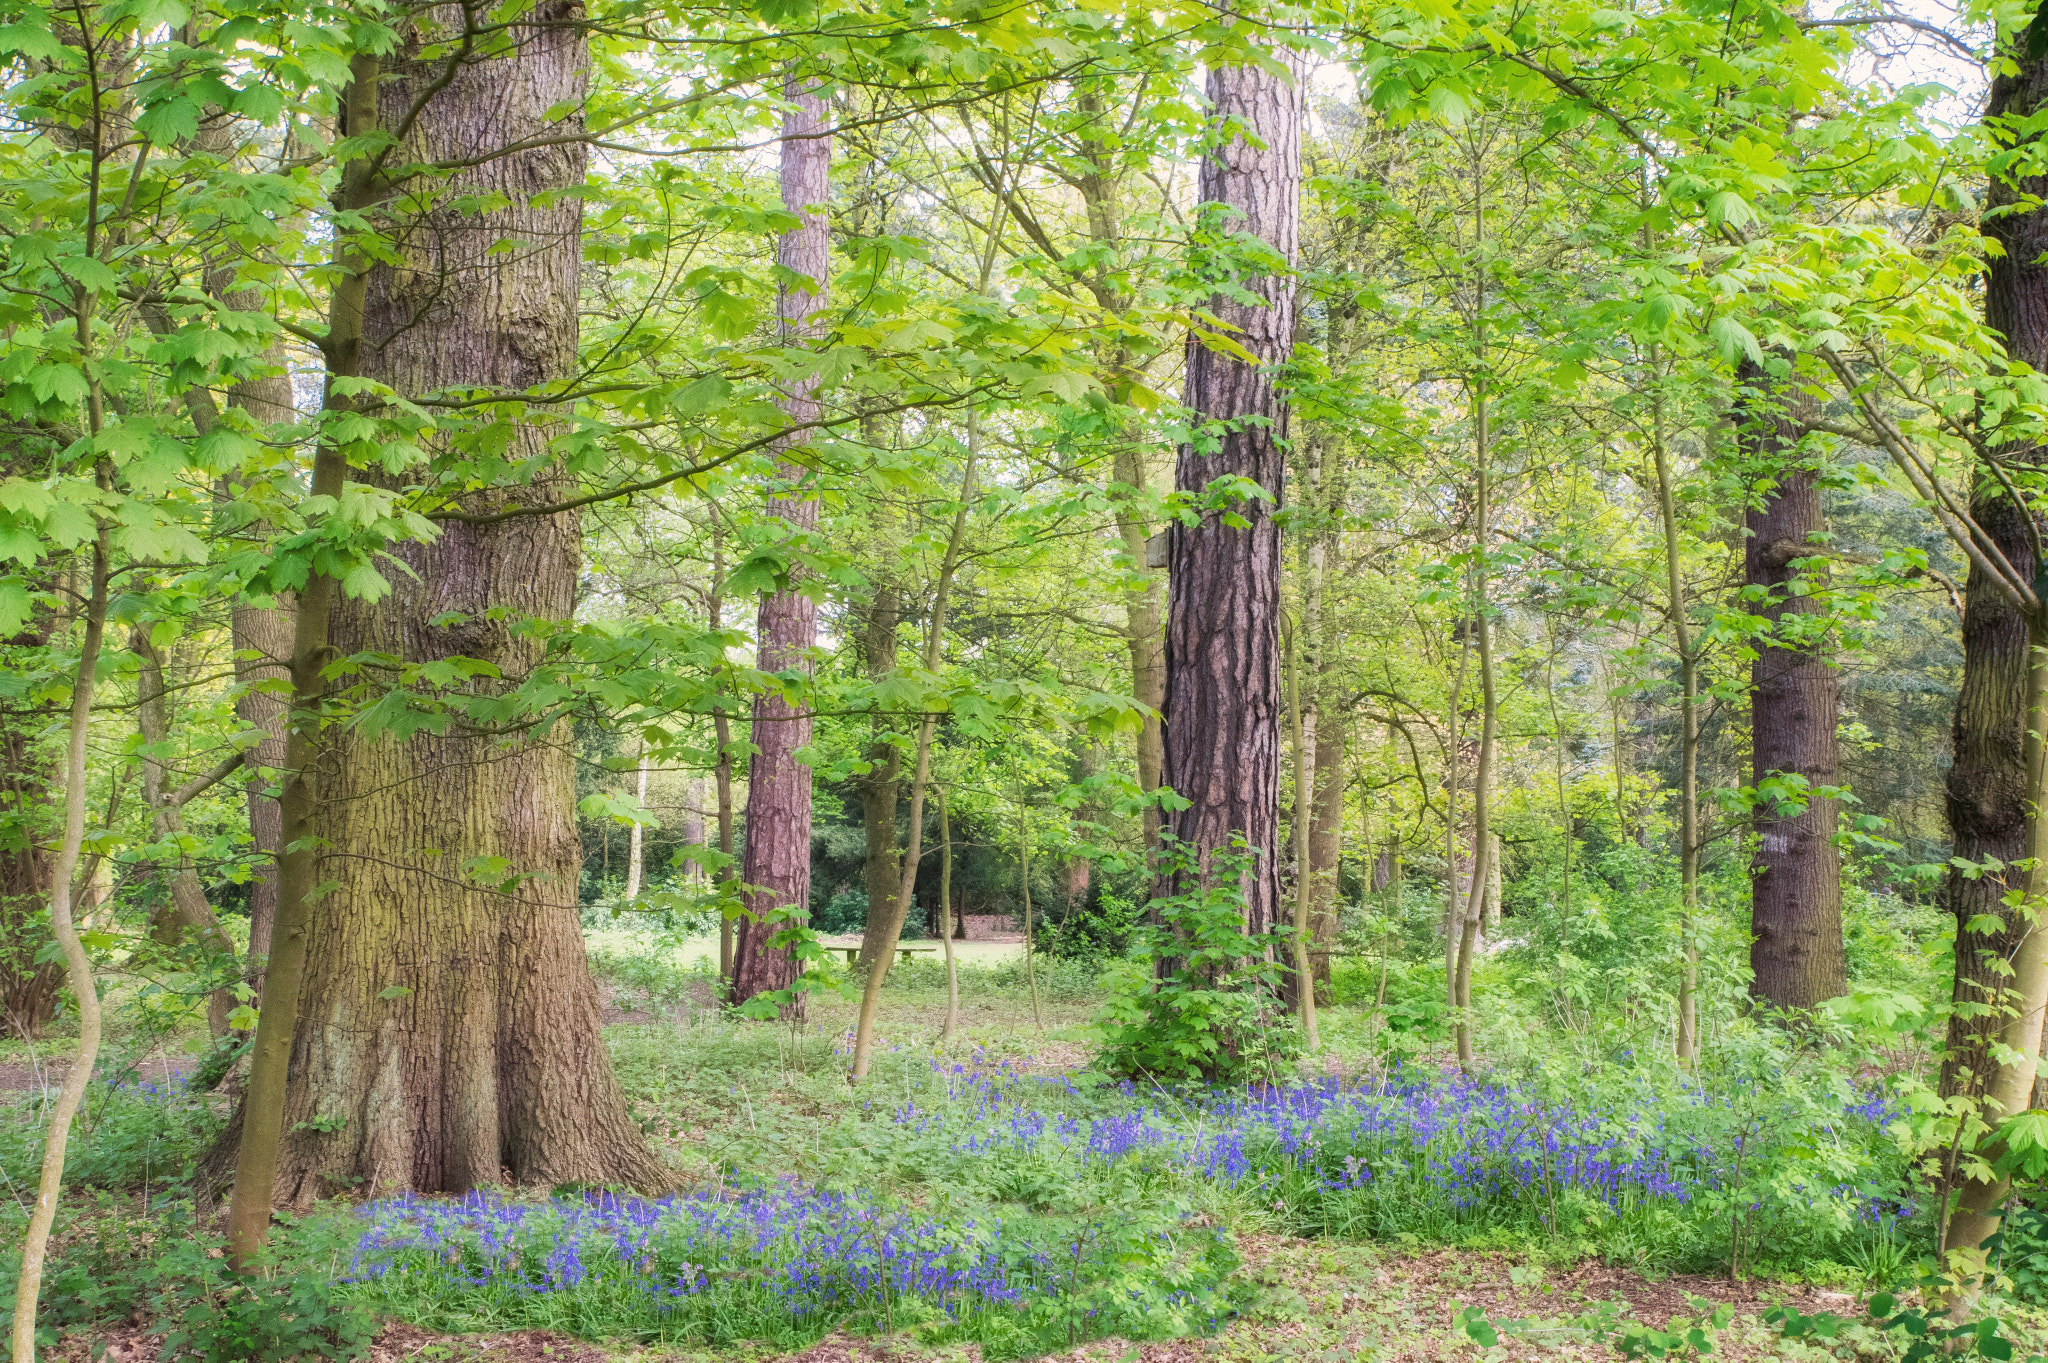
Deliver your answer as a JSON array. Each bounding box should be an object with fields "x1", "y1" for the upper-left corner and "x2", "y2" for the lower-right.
[
  {"x1": 1767, "y1": 1288, "x2": 2042, "y2": 1362},
  {"x1": 1090, "y1": 836, "x2": 1300, "y2": 1083},
  {"x1": 1456, "y1": 1296, "x2": 1731, "y2": 1360},
  {"x1": 0, "y1": 1203, "x2": 371, "y2": 1361}
]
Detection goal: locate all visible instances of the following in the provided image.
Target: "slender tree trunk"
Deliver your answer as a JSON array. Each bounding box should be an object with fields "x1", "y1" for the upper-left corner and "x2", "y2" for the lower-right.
[
  {"x1": 731, "y1": 83, "x2": 832, "y2": 1014},
  {"x1": 711, "y1": 528, "x2": 736, "y2": 981},
  {"x1": 1454, "y1": 248, "x2": 1497, "y2": 1068},
  {"x1": 1062, "y1": 744, "x2": 1098, "y2": 919},
  {"x1": 1157, "y1": 49, "x2": 1302, "y2": 939},
  {"x1": 1739, "y1": 357, "x2": 1847, "y2": 1012},
  {"x1": 1308, "y1": 707, "x2": 1344, "y2": 1003},
  {"x1": 1650, "y1": 364, "x2": 1701, "y2": 1062},
  {"x1": 1285, "y1": 618, "x2": 1319, "y2": 1047},
  {"x1": 681, "y1": 773, "x2": 706, "y2": 886},
  {"x1": 856, "y1": 585, "x2": 901, "y2": 968},
  {"x1": 1443, "y1": 637, "x2": 1471, "y2": 998},
  {"x1": 849, "y1": 433, "x2": 977, "y2": 1079},
  {"x1": 236, "y1": 13, "x2": 663, "y2": 1207},
  {"x1": 1116, "y1": 447, "x2": 1166, "y2": 852},
  {"x1": 10, "y1": 515, "x2": 109, "y2": 1363},
  {"x1": 223, "y1": 50, "x2": 383, "y2": 1265},
  {"x1": 216, "y1": 327, "x2": 297, "y2": 999},
  {"x1": 937, "y1": 785, "x2": 959, "y2": 1043},
  {"x1": 1019, "y1": 794, "x2": 1043, "y2": 1030},
  {"x1": 625, "y1": 735, "x2": 648, "y2": 900},
  {"x1": 133, "y1": 630, "x2": 239, "y2": 1037},
  {"x1": 232, "y1": 599, "x2": 291, "y2": 997}
]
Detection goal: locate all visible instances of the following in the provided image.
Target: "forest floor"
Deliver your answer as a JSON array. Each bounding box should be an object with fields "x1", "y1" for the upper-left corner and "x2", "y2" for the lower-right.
[
  {"x1": 52, "y1": 1235, "x2": 1868, "y2": 1363},
  {"x1": 9, "y1": 951, "x2": 2036, "y2": 1363}
]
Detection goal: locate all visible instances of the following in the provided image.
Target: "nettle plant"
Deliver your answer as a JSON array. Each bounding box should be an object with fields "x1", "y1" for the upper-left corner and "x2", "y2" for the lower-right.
[{"x1": 1092, "y1": 837, "x2": 1301, "y2": 1084}]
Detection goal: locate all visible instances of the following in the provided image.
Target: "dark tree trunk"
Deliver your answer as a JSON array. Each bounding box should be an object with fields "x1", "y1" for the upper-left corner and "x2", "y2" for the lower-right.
[
  {"x1": 0, "y1": 614, "x2": 57, "y2": 1039},
  {"x1": 1740, "y1": 358, "x2": 1847, "y2": 1012},
  {"x1": 731, "y1": 84, "x2": 832, "y2": 1012},
  {"x1": 1941, "y1": 53, "x2": 2048, "y2": 1101},
  {"x1": 856, "y1": 584, "x2": 900, "y2": 966},
  {"x1": 1157, "y1": 51, "x2": 1302, "y2": 938},
  {"x1": 249, "y1": 2, "x2": 663, "y2": 1201}
]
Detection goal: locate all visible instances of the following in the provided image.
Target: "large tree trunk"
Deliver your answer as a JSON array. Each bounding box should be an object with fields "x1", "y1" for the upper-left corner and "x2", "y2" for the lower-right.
[
  {"x1": 730, "y1": 84, "x2": 832, "y2": 1012},
  {"x1": 253, "y1": 3, "x2": 662, "y2": 1202},
  {"x1": 1157, "y1": 50, "x2": 1301, "y2": 938},
  {"x1": 1739, "y1": 358, "x2": 1847, "y2": 1012},
  {"x1": 1940, "y1": 53, "x2": 2048, "y2": 1107}
]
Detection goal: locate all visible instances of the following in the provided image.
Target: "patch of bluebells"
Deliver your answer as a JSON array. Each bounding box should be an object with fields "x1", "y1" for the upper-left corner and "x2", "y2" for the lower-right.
[
  {"x1": 351, "y1": 1184, "x2": 1053, "y2": 1318},
  {"x1": 895, "y1": 1060, "x2": 1911, "y2": 1232}
]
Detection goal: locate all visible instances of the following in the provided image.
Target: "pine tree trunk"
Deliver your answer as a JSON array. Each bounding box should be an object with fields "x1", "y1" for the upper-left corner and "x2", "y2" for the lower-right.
[
  {"x1": 0, "y1": 613, "x2": 58, "y2": 1039},
  {"x1": 1940, "y1": 52, "x2": 2048, "y2": 1106},
  {"x1": 1739, "y1": 358, "x2": 1847, "y2": 1012},
  {"x1": 252, "y1": 4, "x2": 662, "y2": 1201},
  {"x1": 1158, "y1": 49, "x2": 1301, "y2": 937},
  {"x1": 731, "y1": 83, "x2": 831, "y2": 1013}
]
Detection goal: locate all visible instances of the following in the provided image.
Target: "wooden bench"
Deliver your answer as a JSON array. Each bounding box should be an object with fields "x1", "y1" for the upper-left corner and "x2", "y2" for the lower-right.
[{"x1": 836, "y1": 946, "x2": 941, "y2": 965}]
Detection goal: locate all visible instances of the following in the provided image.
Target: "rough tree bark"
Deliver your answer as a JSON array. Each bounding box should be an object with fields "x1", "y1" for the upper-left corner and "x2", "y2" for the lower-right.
[
  {"x1": 250, "y1": 4, "x2": 663, "y2": 1202},
  {"x1": 1157, "y1": 47, "x2": 1302, "y2": 936},
  {"x1": 730, "y1": 82, "x2": 832, "y2": 1013},
  {"x1": 0, "y1": 612, "x2": 59, "y2": 1039},
  {"x1": 1940, "y1": 50, "x2": 2048, "y2": 1109},
  {"x1": 1739, "y1": 357, "x2": 1847, "y2": 1013}
]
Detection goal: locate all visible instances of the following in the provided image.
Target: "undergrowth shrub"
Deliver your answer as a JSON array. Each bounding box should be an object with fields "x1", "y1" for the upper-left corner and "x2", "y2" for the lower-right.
[
  {"x1": 0, "y1": 1073, "x2": 221, "y2": 1191},
  {"x1": 0, "y1": 1201, "x2": 370, "y2": 1360},
  {"x1": 588, "y1": 943, "x2": 718, "y2": 1020},
  {"x1": 1091, "y1": 838, "x2": 1300, "y2": 1083}
]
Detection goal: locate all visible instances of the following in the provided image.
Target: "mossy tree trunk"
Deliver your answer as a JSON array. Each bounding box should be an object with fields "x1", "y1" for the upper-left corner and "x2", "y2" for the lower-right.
[{"x1": 254, "y1": 3, "x2": 662, "y2": 1202}]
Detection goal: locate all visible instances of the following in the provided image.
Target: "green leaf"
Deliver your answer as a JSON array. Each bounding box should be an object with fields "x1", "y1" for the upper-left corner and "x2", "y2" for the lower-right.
[
  {"x1": 29, "y1": 365, "x2": 89, "y2": 406},
  {"x1": 135, "y1": 95, "x2": 200, "y2": 145},
  {"x1": 0, "y1": 579, "x2": 30, "y2": 635},
  {"x1": 56, "y1": 256, "x2": 119, "y2": 293}
]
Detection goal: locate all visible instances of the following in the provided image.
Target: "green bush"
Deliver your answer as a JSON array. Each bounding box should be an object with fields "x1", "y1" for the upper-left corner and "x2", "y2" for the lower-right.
[{"x1": 1090, "y1": 838, "x2": 1301, "y2": 1083}]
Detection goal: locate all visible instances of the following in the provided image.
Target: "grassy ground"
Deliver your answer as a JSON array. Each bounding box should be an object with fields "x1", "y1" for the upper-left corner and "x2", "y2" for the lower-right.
[{"x1": 8, "y1": 937, "x2": 2038, "y2": 1361}]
